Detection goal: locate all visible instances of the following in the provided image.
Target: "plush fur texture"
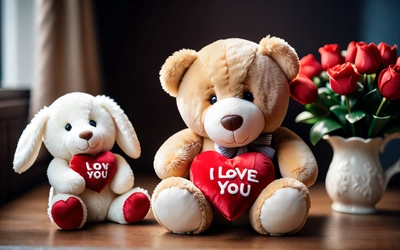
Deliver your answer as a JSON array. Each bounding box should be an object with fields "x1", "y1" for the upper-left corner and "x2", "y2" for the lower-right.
[
  {"x1": 13, "y1": 92, "x2": 150, "y2": 230},
  {"x1": 152, "y1": 35, "x2": 318, "y2": 235}
]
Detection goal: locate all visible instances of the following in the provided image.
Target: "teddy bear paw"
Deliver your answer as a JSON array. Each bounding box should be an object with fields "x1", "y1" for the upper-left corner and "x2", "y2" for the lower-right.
[
  {"x1": 250, "y1": 178, "x2": 310, "y2": 236},
  {"x1": 152, "y1": 177, "x2": 213, "y2": 234},
  {"x1": 107, "y1": 187, "x2": 151, "y2": 224},
  {"x1": 49, "y1": 194, "x2": 87, "y2": 230}
]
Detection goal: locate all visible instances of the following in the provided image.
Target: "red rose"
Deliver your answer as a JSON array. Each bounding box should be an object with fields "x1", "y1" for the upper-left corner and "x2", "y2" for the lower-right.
[
  {"x1": 378, "y1": 42, "x2": 398, "y2": 68},
  {"x1": 378, "y1": 64, "x2": 400, "y2": 101},
  {"x1": 318, "y1": 44, "x2": 344, "y2": 70},
  {"x1": 355, "y1": 42, "x2": 381, "y2": 74},
  {"x1": 327, "y1": 62, "x2": 360, "y2": 95},
  {"x1": 397, "y1": 57, "x2": 400, "y2": 66},
  {"x1": 290, "y1": 74, "x2": 318, "y2": 105},
  {"x1": 299, "y1": 54, "x2": 324, "y2": 79},
  {"x1": 345, "y1": 41, "x2": 357, "y2": 63}
]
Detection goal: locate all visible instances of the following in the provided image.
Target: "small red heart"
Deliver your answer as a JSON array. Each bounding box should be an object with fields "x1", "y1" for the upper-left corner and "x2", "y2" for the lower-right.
[
  {"x1": 52, "y1": 197, "x2": 84, "y2": 230},
  {"x1": 123, "y1": 192, "x2": 151, "y2": 223},
  {"x1": 70, "y1": 151, "x2": 116, "y2": 193},
  {"x1": 190, "y1": 151, "x2": 275, "y2": 221}
]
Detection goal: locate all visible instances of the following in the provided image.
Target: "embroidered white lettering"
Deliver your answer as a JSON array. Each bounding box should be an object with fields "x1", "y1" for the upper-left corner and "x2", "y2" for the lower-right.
[
  {"x1": 248, "y1": 169, "x2": 259, "y2": 183},
  {"x1": 227, "y1": 183, "x2": 239, "y2": 195},
  {"x1": 87, "y1": 171, "x2": 93, "y2": 178},
  {"x1": 239, "y1": 183, "x2": 251, "y2": 197},
  {"x1": 235, "y1": 167, "x2": 247, "y2": 180},
  {"x1": 93, "y1": 171, "x2": 101, "y2": 179},
  {"x1": 93, "y1": 162, "x2": 102, "y2": 170},
  {"x1": 85, "y1": 162, "x2": 92, "y2": 171},
  {"x1": 218, "y1": 181, "x2": 229, "y2": 195}
]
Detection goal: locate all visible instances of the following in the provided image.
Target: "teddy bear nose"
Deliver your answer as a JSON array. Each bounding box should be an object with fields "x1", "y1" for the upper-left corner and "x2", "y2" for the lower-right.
[
  {"x1": 221, "y1": 115, "x2": 243, "y2": 131},
  {"x1": 79, "y1": 131, "x2": 93, "y2": 141}
]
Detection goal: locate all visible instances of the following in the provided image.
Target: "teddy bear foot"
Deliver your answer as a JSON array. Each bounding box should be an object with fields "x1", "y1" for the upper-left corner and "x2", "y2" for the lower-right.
[
  {"x1": 249, "y1": 178, "x2": 310, "y2": 236},
  {"x1": 152, "y1": 177, "x2": 213, "y2": 234},
  {"x1": 107, "y1": 187, "x2": 151, "y2": 224},
  {"x1": 49, "y1": 193, "x2": 87, "y2": 230}
]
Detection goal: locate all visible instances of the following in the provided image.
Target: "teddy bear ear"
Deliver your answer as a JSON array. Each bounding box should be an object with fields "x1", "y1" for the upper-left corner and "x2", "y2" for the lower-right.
[
  {"x1": 159, "y1": 49, "x2": 198, "y2": 97},
  {"x1": 95, "y1": 95, "x2": 141, "y2": 159},
  {"x1": 259, "y1": 35, "x2": 300, "y2": 82},
  {"x1": 13, "y1": 107, "x2": 50, "y2": 174}
]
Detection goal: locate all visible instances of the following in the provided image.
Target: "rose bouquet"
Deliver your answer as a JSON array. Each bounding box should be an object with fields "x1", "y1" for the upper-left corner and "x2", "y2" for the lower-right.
[{"x1": 291, "y1": 41, "x2": 400, "y2": 145}]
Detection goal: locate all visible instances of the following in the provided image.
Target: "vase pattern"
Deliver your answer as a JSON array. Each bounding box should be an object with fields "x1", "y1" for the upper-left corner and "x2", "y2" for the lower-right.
[{"x1": 324, "y1": 136, "x2": 385, "y2": 214}]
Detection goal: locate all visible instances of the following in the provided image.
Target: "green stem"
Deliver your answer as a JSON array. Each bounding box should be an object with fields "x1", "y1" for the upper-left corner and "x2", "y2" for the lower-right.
[
  {"x1": 345, "y1": 96, "x2": 355, "y2": 136},
  {"x1": 368, "y1": 98, "x2": 388, "y2": 138},
  {"x1": 363, "y1": 74, "x2": 367, "y2": 86},
  {"x1": 375, "y1": 97, "x2": 387, "y2": 117}
]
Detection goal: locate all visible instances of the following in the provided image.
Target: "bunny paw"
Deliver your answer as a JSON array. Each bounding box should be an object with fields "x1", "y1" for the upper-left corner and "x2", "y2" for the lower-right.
[
  {"x1": 122, "y1": 188, "x2": 151, "y2": 223},
  {"x1": 107, "y1": 187, "x2": 151, "y2": 224},
  {"x1": 49, "y1": 194, "x2": 87, "y2": 230}
]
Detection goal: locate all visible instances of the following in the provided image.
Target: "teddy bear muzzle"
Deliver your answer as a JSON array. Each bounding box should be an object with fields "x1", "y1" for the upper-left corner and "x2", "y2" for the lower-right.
[{"x1": 204, "y1": 98, "x2": 265, "y2": 148}]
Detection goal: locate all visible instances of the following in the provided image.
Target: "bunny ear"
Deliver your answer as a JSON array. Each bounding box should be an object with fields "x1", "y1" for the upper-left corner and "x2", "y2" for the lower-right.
[
  {"x1": 95, "y1": 95, "x2": 141, "y2": 159},
  {"x1": 160, "y1": 49, "x2": 198, "y2": 97},
  {"x1": 259, "y1": 35, "x2": 300, "y2": 82},
  {"x1": 13, "y1": 107, "x2": 50, "y2": 174}
]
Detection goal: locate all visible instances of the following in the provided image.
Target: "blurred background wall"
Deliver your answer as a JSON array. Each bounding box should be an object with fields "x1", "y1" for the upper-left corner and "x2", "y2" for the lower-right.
[{"x1": 92, "y1": 0, "x2": 400, "y2": 184}]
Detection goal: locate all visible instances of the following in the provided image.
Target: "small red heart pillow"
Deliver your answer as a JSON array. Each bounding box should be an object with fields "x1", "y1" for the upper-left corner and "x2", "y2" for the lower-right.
[
  {"x1": 70, "y1": 151, "x2": 116, "y2": 193},
  {"x1": 190, "y1": 151, "x2": 275, "y2": 221}
]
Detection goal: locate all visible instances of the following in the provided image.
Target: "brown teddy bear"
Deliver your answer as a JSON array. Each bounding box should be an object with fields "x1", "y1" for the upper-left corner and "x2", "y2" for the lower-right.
[{"x1": 151, "y1": 35, "x2": 318, "y2": 235}]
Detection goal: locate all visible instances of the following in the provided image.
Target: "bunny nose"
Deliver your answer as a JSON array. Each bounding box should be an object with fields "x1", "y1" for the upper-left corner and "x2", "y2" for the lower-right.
[
  {"x1": 221, "y1": 115, "x2": 243, "y2": 131},
  {"x1": 79, "y1": 131, "x2": 93, "y2": 140}
]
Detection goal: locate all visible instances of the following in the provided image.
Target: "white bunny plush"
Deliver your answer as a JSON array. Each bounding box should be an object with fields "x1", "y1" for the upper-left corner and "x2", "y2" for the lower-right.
[{"x1": 13, "y1": 92, "x2": 150, "y2": 230}]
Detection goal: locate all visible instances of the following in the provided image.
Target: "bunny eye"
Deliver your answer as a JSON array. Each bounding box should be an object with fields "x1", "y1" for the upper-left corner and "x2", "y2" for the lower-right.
[
  {"x1": 89, "y1": 120, "x2": 96, "y2": 127},
  {"x1": 65, "y1": 123, "x2": 72, "y2": 131}
]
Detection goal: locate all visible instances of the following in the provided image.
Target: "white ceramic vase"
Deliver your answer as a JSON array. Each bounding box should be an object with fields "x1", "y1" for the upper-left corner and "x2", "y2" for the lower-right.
[{"x1": 324, "y1": 133, "x2": 400, "y2": 214}]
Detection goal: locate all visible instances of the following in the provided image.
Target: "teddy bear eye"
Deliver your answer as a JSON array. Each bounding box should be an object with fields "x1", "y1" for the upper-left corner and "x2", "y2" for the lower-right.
[
  {"x1": 209, "y1": 94, "x2": 217, "y2": 105},
  {"x1": 243, "y1": 91, "x2": 254, "y2": 102},
  {"x1": 89, "y1": 120, "x2": 97, "y2": 127},
  {"x1": 65, "y1": 123, "x2": 72, "y2": 131}
]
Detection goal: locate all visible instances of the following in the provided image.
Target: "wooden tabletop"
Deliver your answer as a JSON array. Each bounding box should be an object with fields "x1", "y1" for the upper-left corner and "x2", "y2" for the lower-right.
[{"x1": 1, "y1": 174, "x2": 399, "y2": 250}]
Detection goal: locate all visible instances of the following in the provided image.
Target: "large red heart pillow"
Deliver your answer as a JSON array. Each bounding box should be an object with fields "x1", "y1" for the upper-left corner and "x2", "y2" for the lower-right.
[
  {"x1": 70, "y1": 151, "x2": 116, "y2": 193},
  {"x1": 190, "y1": 151, "x2": 275, "y2": 221}
]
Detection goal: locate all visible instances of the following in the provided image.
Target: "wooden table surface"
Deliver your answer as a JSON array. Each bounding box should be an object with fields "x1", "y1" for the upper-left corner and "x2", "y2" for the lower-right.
[{"x1": 1, "y1": 174, "x2": 399, "y2": 250}]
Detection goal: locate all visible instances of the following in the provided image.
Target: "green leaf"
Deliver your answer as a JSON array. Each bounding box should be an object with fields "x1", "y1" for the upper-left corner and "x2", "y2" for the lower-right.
[
  {"x1": 363, "y1": 89, "x2": 384, "y2": 114},
  {"x1": 310, "y1": 118, "x2": 343, "y2": 145},
  {"x1": 330, "y1": 105, "x2": 348, "y2": 125},
  {"x1": 368, "y1": 115, "x2": 391, "y2": 137},
  {"x1": 317, "y1": 87, "x2": 341, "y2": 108},
  {"x1": 345, "y1": 111, "x2": 366, "y2": 124},
  {"x1": 295, "y1": 111, "x2": 323, "y2": 124},
  {"x1": 305, "y1": 102, "x2": 329, "y2": 117},
  {"x1": 347, "y1": 82, "x2": 365, "y2": 108}
]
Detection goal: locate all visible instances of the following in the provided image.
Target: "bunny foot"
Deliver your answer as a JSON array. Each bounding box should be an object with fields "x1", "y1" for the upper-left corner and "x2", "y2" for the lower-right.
[
  {"x1": 249, "y1": 178, "x2": 310, "y2": 236},
  {"x1": 152, "y1": 177, "x2": 213, "y2": 234},
  {"x1": 49, "y1": 193, "x2": 87, "y2": 230},
  {"x1": 107, "y1": 187, "x2": 151, "y2": 224}
]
